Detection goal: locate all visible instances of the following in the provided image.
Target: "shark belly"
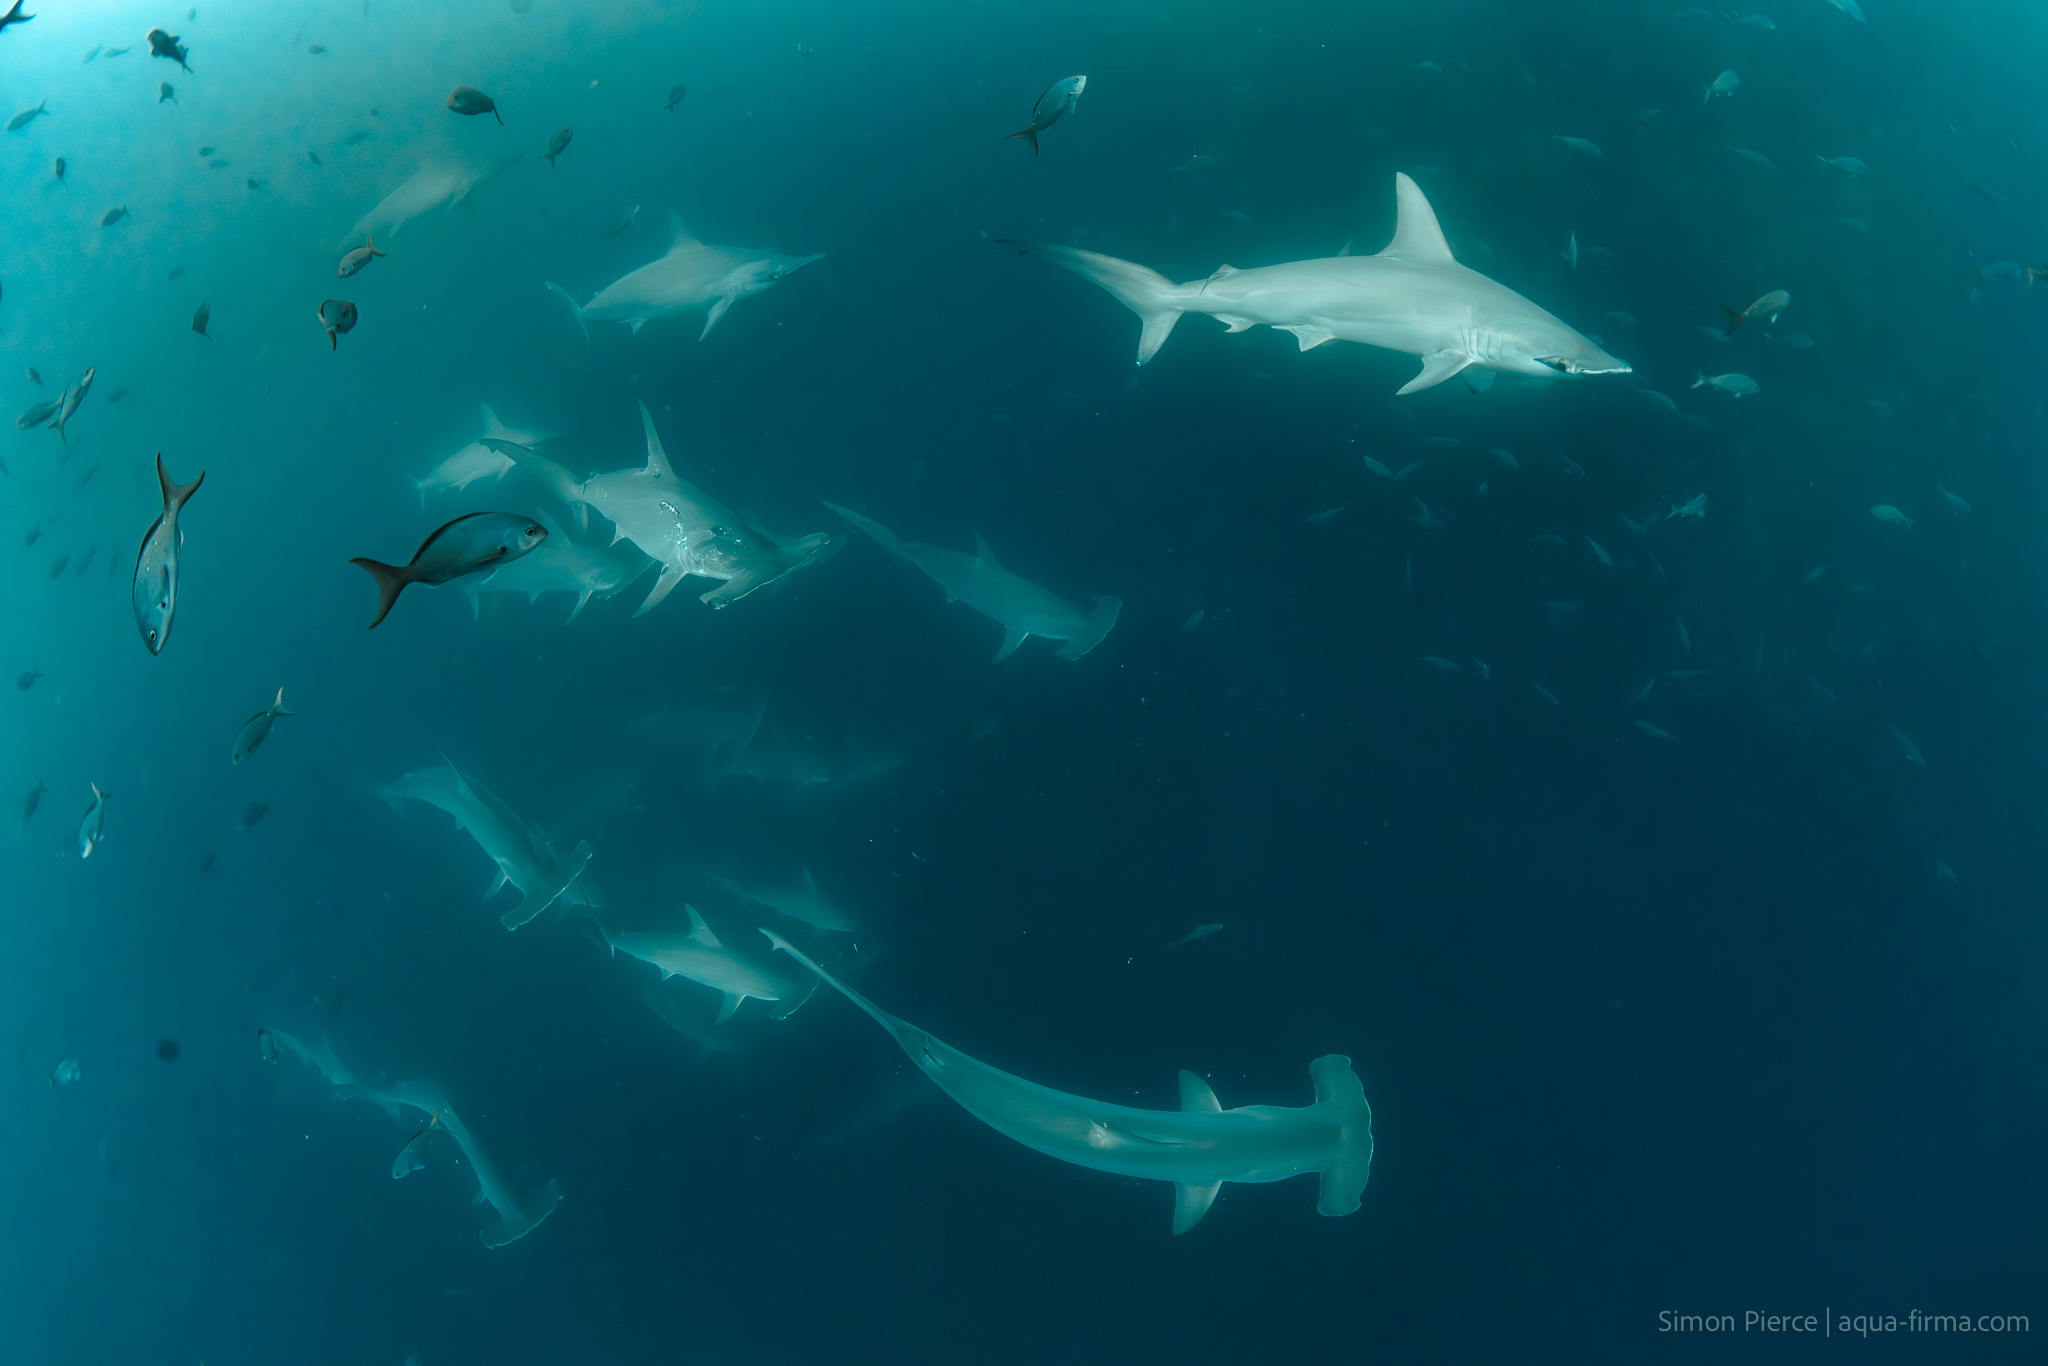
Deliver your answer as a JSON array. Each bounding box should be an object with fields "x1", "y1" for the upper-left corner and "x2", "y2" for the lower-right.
[{"x1": 1194, "y1": 259, "x2": 1474, "y2": 359}]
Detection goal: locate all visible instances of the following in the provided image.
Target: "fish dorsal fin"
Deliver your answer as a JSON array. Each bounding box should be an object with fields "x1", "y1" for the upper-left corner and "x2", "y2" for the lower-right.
[
  {"x1": 1178, "y1": 1070, "x2": 1222, "y2": 1113},
  {"x1": 971, "y1": 533, "x2": 1004, "y2": 570},
  {"x1": 685, "y1": 904, "x2": 722, "y2": 947},
  {"x1": 665, "y1": 213, "x2": 702, "y2": 254},
  {"x1": 637, "y1": 401, "x2": 675, "y2": 478},
  {"x1": 1379, "y1": 173, "x2": 1454, "y2": 264}
]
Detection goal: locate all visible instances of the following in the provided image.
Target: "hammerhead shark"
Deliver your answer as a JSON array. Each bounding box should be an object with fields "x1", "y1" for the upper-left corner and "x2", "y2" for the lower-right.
[
  {"x1": 825, "y1": 502, "x2": 1120, "y2": 662},
  {"x1": 345, "y1": 157, "x2": 521, "y2": 247},
  {"x1": 763, "y1": 930, "x2": 1374, "y2": 1233},
  {"x1": 600, "y1": 906, "x2": 815, "y2": 1023},
  {"x1": 482, "y1": 403, "x2": 834, "y2": 616},
  {"x1": 341, "y1": 1078, "x2": 562, "y2": 1249},
  {"x1": 546, "y1": 217, "x2": 822, "y2": 341},
  {"x1": 1002, "y1": 172, "x2": 1628, "y2": 395},
  {"x1": 372, "y1": 760, "x2": 593, "y2": 928}
]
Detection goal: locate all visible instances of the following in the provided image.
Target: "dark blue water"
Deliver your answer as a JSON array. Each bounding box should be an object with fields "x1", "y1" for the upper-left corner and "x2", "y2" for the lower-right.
[{"x1": 4, "y1": 1, "x2": 2044, "y2": 1361}]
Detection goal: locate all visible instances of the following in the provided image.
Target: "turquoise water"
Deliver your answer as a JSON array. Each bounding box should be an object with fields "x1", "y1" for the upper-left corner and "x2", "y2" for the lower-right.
[{"x1": 3, "y1": 1, "x2": 2044, "y2": 1361}]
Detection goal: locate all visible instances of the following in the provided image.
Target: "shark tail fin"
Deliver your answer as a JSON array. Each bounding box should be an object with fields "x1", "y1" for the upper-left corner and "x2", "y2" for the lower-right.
[
  {"x1": 997, "y1": 241, "x2": 1186, "y2": 364},
  {"x1": 1004, "y1": 127, "x2": 1040, "y2": 154},
  {"x1": 348, "y1": 558, "x2": 412, "y2": 629},
  {"x1": 1055, "y1": 595, "x2": 1122, "y2": 660},
  {"x1": 544, "y1": 282, "x2": 589, "y2": 345},
  {"x1": 821, "y1": 502, "x2": 907, "y2": 558},
  {"x1": 1308, "y1": 1055, "x2": 1374, "y2": 1218},
  {"x1": 500, "y1": 840, "x2": 593, "y2": 930},
  {"x1": 479, "y1": 1178, "x2": 562, "y2": 1249}
]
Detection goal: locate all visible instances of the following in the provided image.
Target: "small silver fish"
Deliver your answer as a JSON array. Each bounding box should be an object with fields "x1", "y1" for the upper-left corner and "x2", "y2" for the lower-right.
[
  {"x1": 232, "y1": 688, "x2": 297, "y2": 764},
  {"x1": 1691, "y1": 371, "x2": 1758, "y2": 396},
  {"x1": 49, "y1": 366, "x2": 93, "y2": 440},
  {"x1": 316, "y1": 298, "x2": 357, "y2": 348},
  {"x1": 50, "y1": 1058, "x2": 82, "y2": 1086},
  {"x1": 7, "y1": 99, "x2": 47, "y2": 131},
  {"x1": 258, "y1": 1028, "x2": 280, "y2": 1064},
  {"x1": 1005, "y1": 74, "x2": 1085, "y2": 154},
  {"x1": 349, "y1": 512, "x2": 547, "y2": 628},
  {"x1": 543, "y1": 125, "x2": 573, "y2": 168},
  {"x1": 77, "y1": 782, "x2": 109, "y2": 858},
  {"x1": 132, "y1": 454, "x2": 205, "y2": 654},
  {"x1": 1727, "y1": 144, "x2": 1775, "y2": 172},
  {"x1": 1554, "y1": 135, "x2": 1602, "y2": 159},
  {"x1": 1869, "y1": 504, "x2": 1914, "y2": 529},
  {"x1": 103, "y1": 204, "x2": 128, "y2": 225},
  {"x1": 663, "y1": 83, "x2": 686, "y2": 114},
  {"x1": 337, "y1": 235, "x2": 385, "y2": 277},
  {"x1": 51, "y1": 156, "x2": 63, "y2": 179},
  {"x1": 16, "y1": 669, "x2": 42, "y2": 690},
  {"x1": 233, "y1": 801, "x2": 268, "y2": 831},
  {"x1": 1703, "y1": 69, "x2": 1739, "y2": 102},
  {"x1": 158, "y1": 82, "x2": 175, "y2": 103},
  {"x1": 1817, "y1": 155, "x2": 1870, "y2": 177},
  {"x1": 1167, "y1": 923, "x2": 1223, "y2": 947},
  {"x1": 15, "y1": 397, "x2": 60, "y2": 429},
  {"x1": 1721, "y1": 289, "x2": 1788, "y2": 334},
  {"x1": 446, "y1": 85, "x2": 501, "y2": 123},
  {"x1": 391, "y1": 1110, "x2": 443, "y2": 1179},
  {"x1": 601, "y1": 204, "x2": 639, "y2": 237}
]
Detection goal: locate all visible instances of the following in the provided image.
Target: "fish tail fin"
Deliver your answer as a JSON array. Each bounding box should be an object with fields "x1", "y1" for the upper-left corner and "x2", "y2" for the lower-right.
[
  {"x1": 544, "y1": 282, "x2": 589, "y2": 345},
  {"x1": 1056, "y1": 595, "x2": 1123, "y2": 660},
  {"x1": 996, "y1": 241, "x2": 1188, "y2": 364},
  {"x1": 369, "y1": 234, "x2": 385, "y2": 258},
  {"x1": 1004, "y1": 127, "x2": 1039, "y2": 154},
  {"x1": 156, "y1": 455, "x2": 204, "y2": 512},
  {"x1": 479, "y1": 1179, "x2": 560, "y2": 1248},
  {"x1": 348, "y1": 557, "x2": 411, "y2": 629},
  {"x1": 1720, "y1": 306, "x2": 1743, "y2": 335},
  {"x1": 273, "y1": 687, "x2": 296, "y2": 716},
  {"x1": 500, "y1": 841, "x2": 593, "y2": 930},
  {"x1": 1309, "y1": 1055, "x2": 1374, "y2": 1218}
]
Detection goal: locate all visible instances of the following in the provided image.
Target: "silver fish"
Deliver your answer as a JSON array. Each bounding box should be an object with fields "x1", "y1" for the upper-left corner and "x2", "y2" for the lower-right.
[
  {"x1": 78, "y1": 782, "x2": 108, "y2": 858},
  {"x1": 20, "y1": 778, "x2": 50, "y2": 832},
  {"x1": 48, "y1": 366, "x2": 92, "y2": 440},
  {"x1": 232, "y1": 687, "x2": 297, "y2": 764},
  {"x1": 132, "y1": 454, "x2": 205, "y2": 654},
  {"x1": 316, "y1": 298, "x2": 357, "y2": 348},
  {"x1": 543, "y1": 125, "x2": 572, "y2": 169},
  {"x1": 663, "y1": 83, "x2": 685, "y2": 113},
  {"x1": 15, "y1": 397, "x2": 60, "y2": 429},
  {"x1": 147, "y1": 27, "x2": 189, "y2": 71},
  {"x1": 7, "y1": 100, "x2": 47, "y2": 131},
  {"x1": 348, "y1": 511, "x2": 547, "y2": 628},
  {"x1": 337, "y1": 235, "x2": 385, "y2": 277},
  {"x1": 1722, "y1": 289, "x2": 1788, "y2": 335},
  {"x1": 102, "y1": 204, "x2": 127, "y2": 224},
  {"x1": 1005, "y1": 74, "x2": 1085, "y2": 154}
]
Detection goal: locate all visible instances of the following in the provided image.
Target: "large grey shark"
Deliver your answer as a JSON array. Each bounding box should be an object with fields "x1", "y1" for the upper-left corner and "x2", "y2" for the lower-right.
[
  {"x1": 340, "y1": 1078, "x2": 562, "y2": 1248},
  {"x1": 1002, "y1": 172, "x2": 1628, "y2": 395},
  {"x1": 372, "y1": 761, "x2": 593, "y2": 928},
  {"x1": 825, "y1": 502, "x2": 1120, "y2": 662},
  {"x1": 344, "y1": 157, "x2": 521, "y2": 247},
  {"x1": 765, "y1": 931, "x2": 1373, "y2": 1234},
  {"x1": 257, "y1": 1026, "x2": 356, "y2": 1086},
  {"x1": 413, "y1": 404, "x2": 547, "y2": 509},
  {"x1": 712, "y1": 866, "x2": 859, "y2": 934},
  {"x1": 600, "y1": 906, "x2": 815, "y2": 1024},
  {"x1": 460, "y1": 509, "x2": 650, "y2": 622},
  {"x1": 546, "y1": 218, "x2": 822, "y2": 341},
  {"x1": 481, "y1": 403, "x2": 834, "y2": 616}
]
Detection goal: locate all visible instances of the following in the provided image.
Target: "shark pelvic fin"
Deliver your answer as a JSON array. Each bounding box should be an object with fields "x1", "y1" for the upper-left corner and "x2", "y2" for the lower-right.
[
  {"x1": 1178, "y1": 1070, "x2": 1222, "y2": 1113},
  {"x1": 1172, "y1": 1180, "x2": 1222, "y2": 1234},
  {"x1": 1281, "y1": 324, "x2": 1336, "y2": 351},
  {"x1": 1397, "y1": 349, "x2": 1474, "y2": 396},
  {"x1": 1380, "y1": 173, "x2": 1455, "y2": 264}
]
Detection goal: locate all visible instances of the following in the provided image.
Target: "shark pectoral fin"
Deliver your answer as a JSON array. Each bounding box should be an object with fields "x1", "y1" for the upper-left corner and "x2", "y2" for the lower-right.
[
  {"x1": 715, "y1": 992, "x2": 745, "y2": 1024},
  {"x1": 500, "y1": 841, "x2": 593, "y2": 931},
  {"x1": 991, "y1": 626, "x2": 1028, "y2": 663},
  {"x1": 1172, "y1": 1181, "x2": 1222, "y2": 1235},
  {"x1": 1280, "y1": 324, "x2": 1336, "y2": 351},
  {"x1": 1397, "y1": 350, "x2": 1474, "y2": 396},
  {"x1": 566, "y1": 590, "x2": 593, "y2": 623},
  {"x1": 626, "y1": 317, "x2": 648, "y2": 335},
  {"x1": 1053, "y1": 596, "x2": 1121, "y2": 661},
  {"x1": 634, "y1": 566, "x2": 688, "y2": 617},
  {"x1": 700, "y1": 295, "x2": 735, "y2": 340},
  {"x1": 472, "y1": 1186, "x2": 490, "y2": 1209},
  {"x1": 1178, "y1": 1070, "x2": 1222, "y2": 1113},
  {"x1": 1216, "y1": 315, "x2": 1255, "y2": 334},
  {"x1": 482, "y1": 868, "x2": 509, "y2": 901}
]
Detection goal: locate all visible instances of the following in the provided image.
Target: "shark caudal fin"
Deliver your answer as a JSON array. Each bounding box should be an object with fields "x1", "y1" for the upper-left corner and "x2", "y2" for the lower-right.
[
  {"x1": 479, "y1": 1178, "x2": 562, "y2": 1249},
  {"x1": 1307, "y1": 1055, "x2": 1374, "y2": 1218},
  {"x1": 822, "y1": 502, "x2": 908, "y2": 558},
  {"x1": 997, "y1": 241, "x2": 1187, "y2": 364},
  {"x1": 1055, "y1": 595, "x2": 1122, "y2": 660},
  {"x1": 500, "y1": 840, "x2": 593, "y2": 930},
  {"x1": 544, "y1": 282, "x2": 589, "y2": 345},
  {"x1": 348, "y1": 558, "x2": 412, "y2": 629}
]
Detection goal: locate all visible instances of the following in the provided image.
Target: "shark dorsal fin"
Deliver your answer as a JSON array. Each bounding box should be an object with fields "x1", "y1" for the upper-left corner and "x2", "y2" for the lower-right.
[
  {"x1": 971, "y1": 533, "x2": 1004, "y2": 569},
  {"x1": 437, "y1": 750, "x2": 474, "y2": 799},
  {"x1": 1379, "y1": 173, "x2": 1454, "y2": 264},
  {"x1": 637, "y1": 401, "x2": 675, "y2": 478},
  {"x1": 665, "y1": 213, "x2": 702, "y2": 254},
  {"x1": 686, "y1": 904, "x2": 722, "y2": 947},
  {"x1": 1178, "y1": 1070, "x2": 1222, "y2": 1113},
  {"x1": 480, "y1": 402, "x2": 508, "y2": 439}
]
